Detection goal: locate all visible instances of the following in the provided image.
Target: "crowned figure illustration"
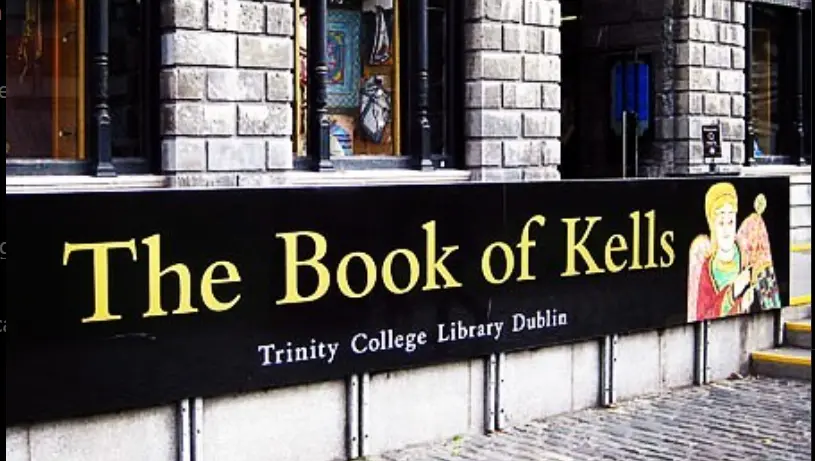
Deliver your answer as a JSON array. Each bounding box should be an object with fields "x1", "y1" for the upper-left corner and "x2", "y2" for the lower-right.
[{"x1": 687, "y1": 182, "x2": 782, "y2": 322}]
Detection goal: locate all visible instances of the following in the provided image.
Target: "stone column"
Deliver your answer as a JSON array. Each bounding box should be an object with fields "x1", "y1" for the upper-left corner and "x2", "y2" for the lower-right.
[
  {"x1": 463, "y1": 0, "x2": 562, "y2": 182},
  {"x1": 658, "y1": 0, "x2": 746, "y2": 175},
  {"x1": 160, "y1": 0, "x2": 296, "y2": 187}
]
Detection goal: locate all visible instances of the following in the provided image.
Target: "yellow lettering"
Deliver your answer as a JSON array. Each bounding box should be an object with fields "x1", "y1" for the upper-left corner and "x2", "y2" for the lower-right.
[
  {"x1": 604, "y1": 234, "x2": 628, "y2": 273},
  {"x1": 481, "y1": 242, "x2": 515, "y2": 285},
  {"x1": 421, "y1": 221, "x2": 462, "y2": 291},
  {"x1": 516, "y1": 215, "x2": 546, "y2": 282},
  {"x1": 336, "y1": 252, "x2": 377, "y2": 299},
  {"x1": 142, "y1": 234, "x2": 195, "y2": 317},
  {"x1": 200, "y1": 261, "x2": 242, "y2": 312},
  {"x1": 382, "y1": 249, "x2": 420, "y2": 295},
  {"x1": 561, "y1": 217, "x2": 606, "y2": 277},
  {"x1": 275, "y1": 231, "x2": 331, "y2": 305},
  {"x1": 645, "y1": 210, "x2": 658, "y2": 268},
  {"x1": 659, "y1": 231, "x2": 676, "y2": 267},
  {"x1": 62, "y1": 239, "x2": 138, "y2": 323},
  {"x1": 628, "y1": 211, "x2": 643, "y2": 270}
]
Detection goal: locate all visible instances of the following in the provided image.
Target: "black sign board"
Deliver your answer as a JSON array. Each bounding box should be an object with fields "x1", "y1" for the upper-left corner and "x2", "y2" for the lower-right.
[
  {"x1": 702, "y1": 124, "x2": 722, "y2": 159},
  {"x1": 6, "y1": 178, "x2": 790, "y2": 425}
]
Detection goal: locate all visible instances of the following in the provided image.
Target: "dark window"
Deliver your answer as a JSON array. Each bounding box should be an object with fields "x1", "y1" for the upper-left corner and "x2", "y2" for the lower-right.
[
  {"x1": 6, "y1": 0, "x2": 159, "y2": 175},
  {"x1": 294, "y1": 0, "x2": 461, "y2": 169},
  {"x1": 750, "y1": 4, "x2": 806, "y2": 164}
]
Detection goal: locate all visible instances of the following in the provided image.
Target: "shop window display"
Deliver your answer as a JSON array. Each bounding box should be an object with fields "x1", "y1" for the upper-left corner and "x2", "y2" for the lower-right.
[
  {"x1": 6, "y1": 0, "x2": 152, "y2": 163},
  {"x1": 295, "y1": 0, "x2": 402, "y2": 157},
  {"x1": 6, "y1": 0, "x2": 84, "y2": 159},
  {"x1": 750, "y1": 5, "x2": 799, "y2": 162}
]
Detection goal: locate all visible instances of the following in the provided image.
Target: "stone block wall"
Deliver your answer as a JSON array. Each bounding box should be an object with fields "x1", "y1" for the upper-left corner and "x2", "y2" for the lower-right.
[
  {"x1": 660, "y1": 0, "x2": 747, "y2": 175},
  {"x1": 160, "y1": 0, "x2": 296, "y2": 187},
  {"x1": 462, "y1": 0, "x2": 563, "y2": 181}
]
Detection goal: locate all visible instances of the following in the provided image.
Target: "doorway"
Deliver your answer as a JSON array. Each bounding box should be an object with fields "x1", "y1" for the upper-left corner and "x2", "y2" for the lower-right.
[{"x1": 560, "y1": 0, "x2": 655, "y2": 179}]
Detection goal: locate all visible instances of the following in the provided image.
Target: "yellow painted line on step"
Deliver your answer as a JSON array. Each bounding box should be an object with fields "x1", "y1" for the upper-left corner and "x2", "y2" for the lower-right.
[
  {"x1": 791, "y1": 243, "x2": 811, "y2": 253},
  {"x1": 786, "y1": 321, "x2": 812, "y2": 333},
  {"x1": 791, "y1": 294, "x2": 812, "y2": 307},
  {"x1": 752, "y1": 351, "x2": 812, "y2": 367}
]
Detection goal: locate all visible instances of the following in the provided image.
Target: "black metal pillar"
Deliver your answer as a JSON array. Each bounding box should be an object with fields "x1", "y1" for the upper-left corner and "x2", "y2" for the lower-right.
[
  {"x1": 91, "y1": 0, "x2": 116, "y2": 177},
  {"x1": 744, "y1": 1, "x2": 755, "y2": 166},
  {"x1": 796, "y1": 10, "x2": 806, "y2": 166},
  {"x1": 412, "y1": 0, "x2": 433, "y2": 170},
  {"x1": 307, "y1": 0, "x2": 334, "y2": 171}
]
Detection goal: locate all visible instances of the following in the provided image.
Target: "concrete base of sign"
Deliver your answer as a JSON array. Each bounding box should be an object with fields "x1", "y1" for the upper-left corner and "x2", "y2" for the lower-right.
[{"x1": 5, "y1": 313, "x2": 777, "y2": 461}]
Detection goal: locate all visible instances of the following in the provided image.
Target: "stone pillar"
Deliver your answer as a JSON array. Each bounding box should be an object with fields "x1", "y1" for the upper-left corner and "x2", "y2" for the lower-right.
[
  {"x1": 658, "y1": 0, "x2": 746, "y2": 175},
  {"x1": 463, "y1": 0, "x2": 562, "y2": 182},
  {"x1": 159, "y1": 0, "x2": 295, "y2": 187}
]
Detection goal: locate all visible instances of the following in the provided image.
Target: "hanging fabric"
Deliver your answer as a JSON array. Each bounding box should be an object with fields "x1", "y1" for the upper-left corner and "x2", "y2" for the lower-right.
[
  {"x1": 369, "y1": 6, "x2": 391, "y2": 66},
  {"x1": 359, "y1": 76, "x2": 391, "y2": 144}
]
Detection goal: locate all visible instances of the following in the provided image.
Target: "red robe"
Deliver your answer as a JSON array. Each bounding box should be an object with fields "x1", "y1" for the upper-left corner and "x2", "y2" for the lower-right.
[{"x1": 694, "y1": 256, "x2": 742, "y2": 321}]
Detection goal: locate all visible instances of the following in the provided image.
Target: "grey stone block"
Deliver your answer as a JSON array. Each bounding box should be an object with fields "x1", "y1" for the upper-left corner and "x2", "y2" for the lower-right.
[
  {"x1": 523, "y1": 0, "x2": 559, "y2": 26},
  {"x1": 238, "y1": 103, "x2": 292, "y2": 136},
  {"x1": 207, "y1": 69, "x2": 266, "y2": 102},
  {"x1": 502, "y1": 24, "x2": 524, "y2": 52},
  {"x1": 466, "y1": 82, "x2": 503, "y2": 109},
  {"x1": 266, "y1": 71, "x2": 295, "y2": 102},
  {"x1": 522, "y1": 166, "x2": 560, "y2": 181},
  {"x1": 162, "y1": 138, "x2": 207, "y2": 172},
  {"x1": 502, "y1": 139, "x2": 539, "y2": 167},
  {"x1": 524, "y1": 27, "x2": 542, "y2": 53},
  {"x1": 502, "y1": 82, "x2": 541, "y2": 109},
  {"x1": 676, "y1": 67, "x2": 718, "y2": 92},
  {"x1": 162, "y1": 30, "x2": 237, "y2": 67},
  {"x1": 732, "y1": 48, "x2": 746, "y2": 69},
  {"x1": 470, "y1": 167, "x2": 524, "y2": 182},
  {"x1": 161, "y1": 0, "x2": 206, "y2": 29},
  {"x1": 266, "y1": 3, "x2": 294, "y2": 36},
  {"x1": 266, "y1": 137, "x2": 295, "y2": 170},
  {"x1": 703, "y1": 93, "x2": 730, "y2": 116},
  {"x1": 239, "y1": 2, "x2": 266, "y2": 34},
  {"x1": 160, "y1": 68, "x2": 206, "y2": 101},
  {"x1": 207, "y1": 0, "x2": 240, "y2": 32},
  {"x1": 704, "y1": 44, "x2": 732, "y2": 68},
  {"x1": 238, "y1": 36, "x2": 293, "y2": 69},
  {"x1": 541, "y1": 28, "x2": 560, "y2": 55},
  {"x1": 677, "y1": 91, "x2": 704, "y2": 115},
  {"x1": 676, "y1": 18, "x2": 718, "y2": 42},
  {"x1": 464, "y1": 23, "x2": 503, "y2": 51},
  {"x1": 522, "y1": 111, "x2": 560, "y2": 138},
  {"x1": 466, "y1": 110, "x2": 523, "y2": 138},
  {"x1": 718, "y1": 69, "x2": 745, "y2": 94},
  {"x1": 540, "y1": 138, "x2": 560, "y2": 165},
  {"x1": 719, "y1": 23, "x2": 745, "y2": 47},
  {"x1": 731, "y1": 95, "x2": 746, "y2": 117},
  {"x1": 465, "y1": 140, "x2": 503, "y2": 167},
  {"x1": 466, "y1": 52, "x2": 523, "y2": 80},
  {"x1": 207, "y1": 139, "x2": 266, "y2": 171},
  {"x1": 540, "y1": 83, "x2": 560, "y2": 109},
  {"x1": 721, "y1": 118, "x2": 745, "y2": 141},
  {"x1": 523, "y1": 54, "x2": 560, "y2": 82},
  {"x1": 483, "y1": 0, "x2": 523, "y2": 23},
  {"x1": 676, "y1": 42, "x2": 704, "y2": 66}
]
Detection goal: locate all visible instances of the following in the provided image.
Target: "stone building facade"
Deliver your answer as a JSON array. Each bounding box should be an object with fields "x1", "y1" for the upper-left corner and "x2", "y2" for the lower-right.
[{"x1": 4, "y1": 1, "x2": 811, "y2": 461}]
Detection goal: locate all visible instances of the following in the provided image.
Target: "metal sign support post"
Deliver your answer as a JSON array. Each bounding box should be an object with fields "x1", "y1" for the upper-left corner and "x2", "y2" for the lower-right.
[{"x1": 621, "y1": 113, "x2": 628, "y2": 179}]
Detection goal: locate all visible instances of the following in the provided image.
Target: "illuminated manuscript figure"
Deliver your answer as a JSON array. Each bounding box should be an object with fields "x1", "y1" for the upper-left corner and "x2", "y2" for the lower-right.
[{"x1": 687, "y1": 182, "x2": 782, "y2": 322}]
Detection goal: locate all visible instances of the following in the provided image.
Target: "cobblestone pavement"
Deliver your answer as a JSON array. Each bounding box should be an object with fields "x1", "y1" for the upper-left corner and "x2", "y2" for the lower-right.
[{"x1": 375, "y1": 377, "x2": 811, "y2": 461}]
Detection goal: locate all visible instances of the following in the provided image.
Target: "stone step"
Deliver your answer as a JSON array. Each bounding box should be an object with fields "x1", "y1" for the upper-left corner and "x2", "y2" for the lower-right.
[
  {"x1": 751, "y1": 347, "x2": 811, "y2": 381},
  {"x1": 785, "y1": 319, "x2": 812, "y2": 349},
  {"x1": 783, "y1": 304, "x2": 812, "y2": 322}
]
